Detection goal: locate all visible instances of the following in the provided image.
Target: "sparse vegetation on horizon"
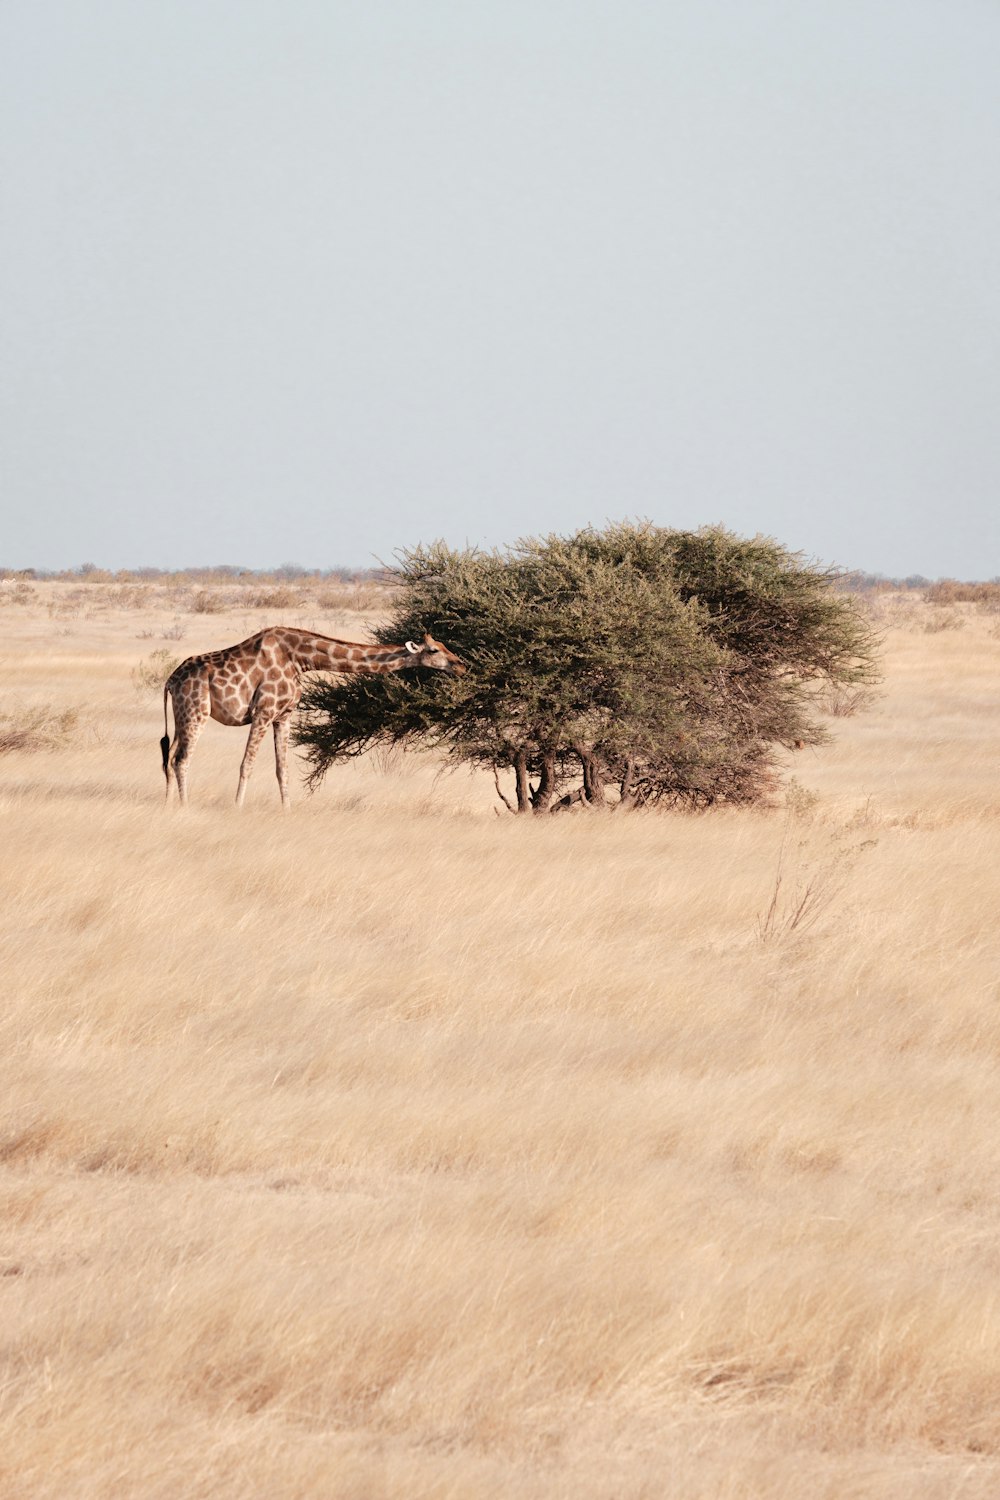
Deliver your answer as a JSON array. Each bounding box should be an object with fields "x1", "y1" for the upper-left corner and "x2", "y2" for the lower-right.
[{"x1": 0, "y1": 567, "x2": 396, "y2": 630}]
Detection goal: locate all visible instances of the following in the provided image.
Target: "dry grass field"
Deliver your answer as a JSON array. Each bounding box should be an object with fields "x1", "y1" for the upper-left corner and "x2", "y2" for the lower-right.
[{"x1": 2, "y1": 579, "x2": 1000, "y2": 1498}]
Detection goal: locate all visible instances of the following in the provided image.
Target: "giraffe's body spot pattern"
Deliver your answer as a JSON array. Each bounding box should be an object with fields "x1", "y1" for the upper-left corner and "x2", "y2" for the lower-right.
[{"x1": 161, "y1": 626, "x2": 465, "y2": 807}]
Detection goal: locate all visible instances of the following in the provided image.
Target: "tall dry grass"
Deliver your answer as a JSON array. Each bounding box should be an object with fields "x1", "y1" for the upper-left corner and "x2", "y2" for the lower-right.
[{"x1": 2, "y1": 585, "x2": 1000, "y2": 1497}]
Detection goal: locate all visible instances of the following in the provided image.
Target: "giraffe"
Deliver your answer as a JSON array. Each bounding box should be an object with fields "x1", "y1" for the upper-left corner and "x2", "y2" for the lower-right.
[{"x1": 160, "y1": 626, "x2": 465, "y2": 808}]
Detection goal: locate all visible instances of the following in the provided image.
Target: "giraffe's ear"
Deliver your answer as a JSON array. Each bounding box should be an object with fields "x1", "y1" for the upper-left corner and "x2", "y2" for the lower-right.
[{"x1": 405, "y1": 640, "x2": 420, "y2": 654}]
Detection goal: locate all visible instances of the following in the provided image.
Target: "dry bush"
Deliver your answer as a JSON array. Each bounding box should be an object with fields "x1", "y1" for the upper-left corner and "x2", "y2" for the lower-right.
[
  {"x1": 926, "y1": 579, "x2": 1000, "y2": 610},
  {"x1": 103, "y1": 585, "x2": 151, "y2": 610},
  {"x1": 77, "y1": 567, "x2": 114, "y2": 583},
  {"x1": 923, "y1": 609, "x2": 966, "y2": 633},
  {"x1": 754, "y1": 859, "x2": 835, "y2": 941},
  {"x1": 160, "y1": 618, "x2": 187, "y2": 640},
  {"x1": 317, "y1": 581, "x2": 392, "y2": 613},
  {"x1": 155, "y1": 583, "x2": 192, "y2": 613},
  {"x1": 47, "y1": 596, "x2": 81, "y2": 620},
  {"x1": 783, "y1": 776, "x2": 821, "y2": 820},
  {"x1": 131, "y1": 649, "x2": 181, "y2": 694},
  {"x1": 816, "y1": 680, "x2": 883, "y2": 717},
  {"x1": 188, "y1": 589, "x2": 229, "y2": 614},
  {"x1": 0, "y1": 702, "x2": 79, "y2": 753},
  {"x1": 754, "y1": 826, "x2": 874, "y2": 940},
  {"x1": 863, "y1": 592, "x2": 926, "y2": 629},
  {"x1": 2, "y1": 582, "x2": 37, "y2": 606},
  {"x1": 243, "y1": 586, "x2": 302, "y2": 610}
]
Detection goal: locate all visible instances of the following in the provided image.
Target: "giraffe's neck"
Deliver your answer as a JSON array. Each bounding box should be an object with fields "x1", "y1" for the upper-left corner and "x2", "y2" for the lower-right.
[{"x1": 286, "y1": 633, "x2": 412, "y2": 676}]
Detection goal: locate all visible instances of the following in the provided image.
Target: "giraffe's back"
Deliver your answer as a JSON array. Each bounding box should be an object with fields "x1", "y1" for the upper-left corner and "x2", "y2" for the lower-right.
[{"x1": 167, "y1": 630, "x2": 306, "y2": 728}]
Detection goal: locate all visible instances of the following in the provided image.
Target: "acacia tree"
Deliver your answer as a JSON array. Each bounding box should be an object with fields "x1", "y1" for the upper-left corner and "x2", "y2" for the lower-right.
[{"x1": 295, "y1": 524, "x2": 880, "y2": 812}]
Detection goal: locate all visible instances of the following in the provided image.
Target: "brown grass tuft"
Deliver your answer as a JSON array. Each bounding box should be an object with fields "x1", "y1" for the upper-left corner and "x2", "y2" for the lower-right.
[{"x1": 0, "y1": 703, "x2": 80, "y2": 753}]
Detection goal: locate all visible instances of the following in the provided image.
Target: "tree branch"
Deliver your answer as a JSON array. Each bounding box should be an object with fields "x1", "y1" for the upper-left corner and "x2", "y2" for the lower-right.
[{"x1": 493, "y1": 766, "x2": 517, "y2": 814}]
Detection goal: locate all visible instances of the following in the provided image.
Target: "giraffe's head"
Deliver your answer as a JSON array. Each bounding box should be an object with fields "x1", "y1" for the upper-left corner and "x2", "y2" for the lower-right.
[{"x1": 405, "y1": 633, "x2": 467, "y2": 675}]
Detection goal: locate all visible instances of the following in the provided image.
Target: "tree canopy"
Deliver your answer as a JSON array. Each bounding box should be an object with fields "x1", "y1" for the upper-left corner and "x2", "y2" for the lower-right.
[{"x1": 295, "y1": 523, "x2": 880, "y2": 812}]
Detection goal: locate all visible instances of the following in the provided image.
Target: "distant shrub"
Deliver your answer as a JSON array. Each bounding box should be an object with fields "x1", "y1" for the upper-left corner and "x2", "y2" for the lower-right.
[
  {"x1": 132, "y1": 649, "x2": 181, "y2": 694},
  {"x1": 838, "y1": 572, "x2": 931, "y2": 595},
  {"x1": 923, "y1": 610, "x2": 965, "y2": 634},
  {"x1": 863, "y1": 593, "x2": 925, "y2": 630},
  {"x1": 317, "y1": 582, "x2": 391, "y2": 613},
  {"x1": 47, "y1": 596, "x2": 81, "y2": 620},
  {"x1": 926, "y1": 580, "x2": 1000, "y2": 611},
  {"x1": 189, "y1": 589, "x2": 228, "y2": 614},
  {"x1": 245, "y1": 587, "x2": 300, "y2": 610},
  {"x1": 0, "y1": 704, "x2": 79, "y2": 754},
  {"x1": 3, "y1": 583, "x2": 36, "y2": 606},
  {"x1": 104, "y1": 585, "x2": 151, "y2": 610}
]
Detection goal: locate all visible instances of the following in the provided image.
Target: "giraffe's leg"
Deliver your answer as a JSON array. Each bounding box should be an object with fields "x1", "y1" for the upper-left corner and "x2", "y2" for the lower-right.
[
  {"x1": 273, "y1": 715, "x2": 293, "y2": 809},
  {"x1": 236, "y1": 713, "x2": 273, "y2": 808},
  {"x1": 172, "y1": 709, "x2": 208, "y2": 807}
]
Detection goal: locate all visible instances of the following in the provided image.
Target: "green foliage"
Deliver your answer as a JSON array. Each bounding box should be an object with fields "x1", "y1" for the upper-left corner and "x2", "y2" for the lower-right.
[{"x1": 295, "y1": 524, "x2": 881, "y2": 812}]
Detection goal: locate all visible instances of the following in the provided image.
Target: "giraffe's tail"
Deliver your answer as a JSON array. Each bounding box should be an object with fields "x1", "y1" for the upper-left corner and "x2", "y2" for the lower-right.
[{"x1": 161, "y1": 683, "x2": 172, "y2": 793}]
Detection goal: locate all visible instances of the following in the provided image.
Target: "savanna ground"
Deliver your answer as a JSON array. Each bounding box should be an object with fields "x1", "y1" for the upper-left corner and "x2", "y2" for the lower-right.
[{"x1": 2, "y1": 577, "x2": 1000, "y2": 1498}]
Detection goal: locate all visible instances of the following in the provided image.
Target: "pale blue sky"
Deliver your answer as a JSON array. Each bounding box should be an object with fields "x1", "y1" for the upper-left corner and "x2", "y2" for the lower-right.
[{"x1": 2, "y1": 1, "x2": 998, "y2": 576}]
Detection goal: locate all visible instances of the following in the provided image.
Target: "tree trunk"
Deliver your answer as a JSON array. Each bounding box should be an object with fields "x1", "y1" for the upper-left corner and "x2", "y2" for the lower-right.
[
  {"x1": 531, "y1": 750, "x2": 557, "y2": 814},
  {"x1": 514, "y1": 750, "x2": 531, "y2": 815},
  {"x1": 580, "y1": 751, "x2": 607, "y2": 807},
  {"x1": 618, "y1": 756, "x2": 638, "y2": 810}
]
